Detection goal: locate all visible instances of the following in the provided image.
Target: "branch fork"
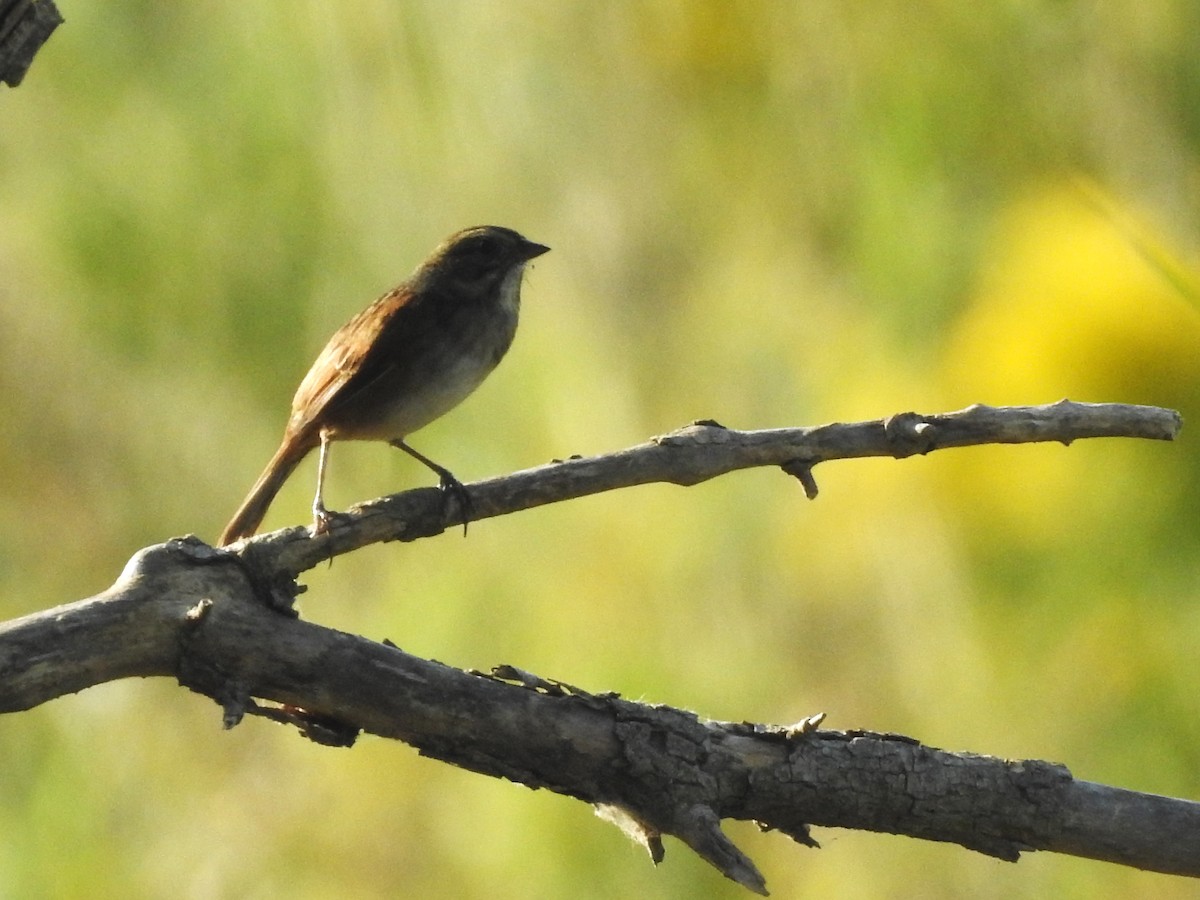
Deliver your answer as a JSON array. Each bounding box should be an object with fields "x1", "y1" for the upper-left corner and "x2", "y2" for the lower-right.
[{"x1": 0, "y1": 402, "x2": 1191, "y2": 891}]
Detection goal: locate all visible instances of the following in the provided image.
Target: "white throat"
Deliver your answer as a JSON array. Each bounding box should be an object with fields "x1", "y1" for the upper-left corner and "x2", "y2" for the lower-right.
[{"x1": 497, "y1": 263, "x2": 526, "y2": 317}]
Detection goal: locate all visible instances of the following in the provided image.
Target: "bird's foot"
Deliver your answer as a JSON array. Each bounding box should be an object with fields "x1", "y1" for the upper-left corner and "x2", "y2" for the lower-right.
[
  {"x1": 311, "y1": 502, "x2": 352, "y2": 537},
  {"x1": 436, "y1": 471, "x2": 473, "y2": 536}
]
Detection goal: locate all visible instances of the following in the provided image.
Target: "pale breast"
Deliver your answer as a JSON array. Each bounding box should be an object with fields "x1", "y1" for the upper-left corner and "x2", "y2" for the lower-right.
[{"x1": 327, "y1": 268, "x2": 525, "y2": 441}]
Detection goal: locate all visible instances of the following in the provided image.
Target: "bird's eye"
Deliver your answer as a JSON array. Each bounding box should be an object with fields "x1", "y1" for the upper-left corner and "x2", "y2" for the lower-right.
[{"x1": 468, "y1": 235, "x2": 501, "y2": 258}]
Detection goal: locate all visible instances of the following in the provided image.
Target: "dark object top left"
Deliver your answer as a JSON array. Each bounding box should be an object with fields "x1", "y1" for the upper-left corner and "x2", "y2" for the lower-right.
[{"x1": 0, "y1": 0, "x2": 63, "y2": 88}]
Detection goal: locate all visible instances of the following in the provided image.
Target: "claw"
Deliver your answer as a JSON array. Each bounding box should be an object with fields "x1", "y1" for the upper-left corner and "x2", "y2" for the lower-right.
[
  {"x1": 437, "y1": 472, "x2": 473, "y2": 536},
  {"x1": 390, "y1": 438, "x2": 474, "y2": 536},
  {"x1": 312, "y1": 503, "x2": 352, "y2": 536}
]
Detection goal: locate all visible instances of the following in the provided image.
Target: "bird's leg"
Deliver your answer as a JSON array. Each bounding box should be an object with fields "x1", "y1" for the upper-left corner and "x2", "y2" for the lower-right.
[
  {"x1": 390, "y1": 439, "x2": 473, "y2": 534},
  {"x1": 312, "y1": 430, "x2": 335, "y2": 535}
]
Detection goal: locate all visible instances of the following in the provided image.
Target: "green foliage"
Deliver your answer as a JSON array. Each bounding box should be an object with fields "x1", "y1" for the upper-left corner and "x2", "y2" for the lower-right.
[{"x1": 1, "y1": 3, "x2": 1199, "y2": 897}]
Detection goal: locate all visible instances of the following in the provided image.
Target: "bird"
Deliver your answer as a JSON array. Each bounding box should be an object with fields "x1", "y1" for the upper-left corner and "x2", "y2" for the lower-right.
[{"x1": 218, "y1": 225, "x2": 549, "y2": 546}]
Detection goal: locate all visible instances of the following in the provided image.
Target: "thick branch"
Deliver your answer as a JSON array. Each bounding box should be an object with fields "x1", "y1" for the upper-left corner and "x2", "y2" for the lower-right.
[{"x1": 0, "y1": 536, "x2": 1195, "y2": 892}]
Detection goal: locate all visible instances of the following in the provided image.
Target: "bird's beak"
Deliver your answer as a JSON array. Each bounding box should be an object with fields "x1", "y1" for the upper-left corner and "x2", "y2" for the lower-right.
[{"x1": 521, "y1": 240, "x2": 551, "y2": 261}]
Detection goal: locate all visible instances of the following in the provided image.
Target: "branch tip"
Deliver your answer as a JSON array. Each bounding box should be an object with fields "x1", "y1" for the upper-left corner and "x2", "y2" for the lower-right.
[
  {"x1": 784, "y1": 712, "x2": 826, "y2": 737},
  {"x1": 780, "y1": 459, "x2": 819, "y2": 498},
  {"x1": 675, "y1": 804, "x2": 768, "y2": 895},
  {"x1": 221, "y1": 692, "x2": 247, "y2": 730}
]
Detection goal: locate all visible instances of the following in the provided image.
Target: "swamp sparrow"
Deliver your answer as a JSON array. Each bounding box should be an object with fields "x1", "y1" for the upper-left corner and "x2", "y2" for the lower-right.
[{"x1": 218, "y1": 225, "x2": 549, "y2": 545}]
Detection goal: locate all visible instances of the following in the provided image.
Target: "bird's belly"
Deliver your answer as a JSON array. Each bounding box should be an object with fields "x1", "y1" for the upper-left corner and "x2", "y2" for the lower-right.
[
  {"x1": 328, "y1": 305, "x2": 518, "y2": 442},
  {"x1": 370, "y1": 351, "x2": 502, "y2": 438}
]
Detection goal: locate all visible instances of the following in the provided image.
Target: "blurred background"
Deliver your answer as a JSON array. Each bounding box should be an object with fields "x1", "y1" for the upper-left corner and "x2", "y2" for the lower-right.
[{"x1": 2, "y1": 2, "x2": 1199, "y2": 897}]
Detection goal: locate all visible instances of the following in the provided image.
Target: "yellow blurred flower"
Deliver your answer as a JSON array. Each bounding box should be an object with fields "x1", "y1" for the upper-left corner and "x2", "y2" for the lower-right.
[{"x1": 943, "y1": 183, "x2": 1200, "y2": 406}]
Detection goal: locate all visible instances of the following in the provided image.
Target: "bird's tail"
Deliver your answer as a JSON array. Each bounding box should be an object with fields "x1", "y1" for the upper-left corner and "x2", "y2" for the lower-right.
[{"x1": 218, "y1": 435, "x2": 314, "y2": 545}]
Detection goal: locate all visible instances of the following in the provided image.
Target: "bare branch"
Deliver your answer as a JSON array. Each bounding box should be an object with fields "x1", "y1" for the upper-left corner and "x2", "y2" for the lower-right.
[
  {"x1": 236, "y1": 401, "x2": 1182, "y2": 592},
  {"x1": 0, "y1": 403, "x2": 1191, "y2": 891},
  {"x1": 0, "y1": 535, "x2": 1196, "y2": 890}
]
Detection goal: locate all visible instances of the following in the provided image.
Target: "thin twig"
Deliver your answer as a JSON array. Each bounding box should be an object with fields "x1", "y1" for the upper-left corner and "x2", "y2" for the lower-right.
[{"x1": 235, "y1": 401, "x2": 1182, "y2": 584}]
